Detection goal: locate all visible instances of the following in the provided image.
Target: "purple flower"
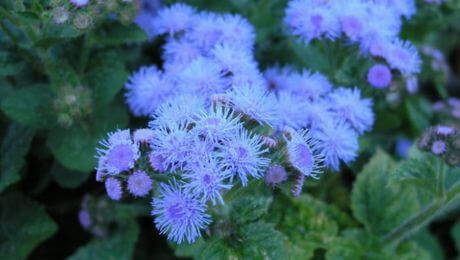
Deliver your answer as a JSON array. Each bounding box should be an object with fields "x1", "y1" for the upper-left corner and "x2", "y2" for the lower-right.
[
  {"x1": 97, "y1": 130, "x2": 140, "y2": 175},
  {"x1": 276, "y1": 92, "x2": 310, "y2": 130},
  {"x1": 264, "y1": 65, "x2": 295, "y2": 93},
  {"x1": 133, "y1": 128, "x2": 155, "y2": 144},
  {"x1": 211, "y1": 44, "x2": 256, "y2": 75},
  {"x1": 105, "y1": 177, "x2": 122, "y2": 201},
  {"x1": 328, "y1": 87, "x2": 374, "y2": 134},
  {"x1": 367, "y1": 64, "x2": 392, "y2": 89},
  {"x1": 151, "y1": 182, "x2": 211, "y2": 244},
  {"x1": 264, "y1": 165, "x2": 288, "y2": 187},
  {"x1": 286, "y1": 69, "x2": 333, "y2": 101},
  {"x1": 191, "y1": 106, "x2": 242, "y2": 143},
  {"x1": 313, "y1": 119, "x2": 359, "y2": 171},
  {"x1": 152, "y1": 3, "x2": 197, "y2": 36},
  {"x1": 163, "y1": 38, "x2": 202, "y2": 66},
  {"x1": 432, "y1": 141, "x2": 446, "y2": 155},
  {"x1": 218, "y1": 14, "x2": 256, "y2": 49},
  {"x1": 69, "y1": 0, "x2": 89, "y2": 7},
  {"x1": 125, "y1": 66, "x2": 175, "y2": 117},
  {"x1": 396, "y1": 137, "x2": 412, "y2": 159},
  {"x1": 127, "y1": 171, "x2": 153, "y2": 197},
  {"x1": 284, "y1": 127, "x2": 323, "y2": 178},
  {"x1": 149, "y1": 153, "x2": 167, "y2": 173},
  {"x1": 384, "y1": 39, "x2": 421, "y2": 75},
  {"x1": 183, "y1": 157, "x2": 232, "y2": 205},
  {"x1": 78, "y1": 210, "x2": 92, "y2": 229},
  {"x1": 435, "y1": 125, "x2": 456, "y2": 136},
  {"x1": 218, "y1": 129, "x2": 270, "y2": 186}
]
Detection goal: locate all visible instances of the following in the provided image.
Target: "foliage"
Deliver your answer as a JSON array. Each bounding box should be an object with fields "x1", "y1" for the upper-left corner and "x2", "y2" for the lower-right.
[{"x1": 0, "y1": 0, "x2": 460, "y2": 259}]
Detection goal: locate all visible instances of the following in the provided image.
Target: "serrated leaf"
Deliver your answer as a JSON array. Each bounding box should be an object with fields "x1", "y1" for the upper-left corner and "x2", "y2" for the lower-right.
[
  {"x1": 1, "y1": 85, "x2": 55, "y2": 128},
  {"x1": 0, "y1": 123, "x2": 35, "y2": 193},
  {"x1": 85, "y1": 51, "x2": 128, "y2": 108},
  {"x1": 34, "y1": 22, "x2": 82, "y2": 49},
  {"x1": 351, "y1": 150, "x2": 419, "y2": 236},
  {"x1": 47, "y1": 103, "x2": 128, "y2": 172},
  {"x1": 200, "y1": 239, "x2": 237, "y2": 260},
  {"x1": 69, "y1": 221, "x2": 139, "y2": 260},
  {"x1": 240, "y1": 221, "x2": 288, "y2": 259},
  {"x1": 230, "y1": 193, "x2": 272, "y2": 224},
  {"x1": 0, "y1": 191, "x2": 58, "y2": 260},
  {"x1": 50, "y1": 163, "x2": 90, "y2": 189}
]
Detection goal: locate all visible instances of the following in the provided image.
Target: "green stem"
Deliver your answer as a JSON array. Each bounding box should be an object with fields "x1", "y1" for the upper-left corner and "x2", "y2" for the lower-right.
[
  {"x1": 382, "y1": 181, "x2": 460, "y2": 246},
  {"x1": 437, "y1": 162, "x2": 446, "y2": 198},
  {"x1": 78, "y1": 33, "x2": 93, "y2": 74}
]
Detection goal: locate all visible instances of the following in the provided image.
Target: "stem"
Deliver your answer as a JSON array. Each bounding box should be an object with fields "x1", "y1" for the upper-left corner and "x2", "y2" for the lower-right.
[
  {"x1": 382, "y1": 181, "x2": 460, "y2": 246},
  {"x1": 78, "y1": 33, "x2": 93, "y2": 74},
  {"x1": 437, "y1": 162, "x2": 446, "y2": 198}
]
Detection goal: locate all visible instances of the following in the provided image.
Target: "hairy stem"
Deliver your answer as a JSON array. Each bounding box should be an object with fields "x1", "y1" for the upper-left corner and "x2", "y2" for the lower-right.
[{"x1": 382, "y1": 180, "x2": 460, "y2": 246}]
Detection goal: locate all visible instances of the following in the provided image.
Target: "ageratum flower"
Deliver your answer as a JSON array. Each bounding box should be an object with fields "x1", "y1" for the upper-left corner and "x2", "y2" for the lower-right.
[
  {"x1": 286, "y1": 69, "x2": 333, "y2": 101},
  {"x1": 185, "y1": 12, "x2": 221, "y2": 49},
  {"x1": 152, "y1": 3, "x2": 197, "y2": 36},
  {"x1": 105, "y1": 177, "x2": 122, "y2": 201},
  {"x1": 328, "y1": 87, "x2": 374, "y2": 134},
  {"x1": 69, "y1": 0, "x2": 89, "y2": 7},
  {"x1": 335, "y1": 0, "x2": 369, "y2": 42},
  {"x1": 373, "y1": 0, "x2": 416, "y2": 19},
  {"x1": 177, "y1": 57, "x2": 227, "y2": 97},
  {"x1": 127, "y1": 171, "x2": 153, "y2": 197},
  {"x1": 284, "y1": 128, "x2": 323, "y2": 178},
  {"x1": 163, "y1": 38, "x2": 203, "y2": 66},
  {"x1": 227, "y1": 84, "x2": 278, "y2": 126},
  {"x1": 264, "y1": 65, "x2": 296, "y2": 93},
  {"x1": 276, "y1": 92, "x2": 309, "y2": 130},
  {"x1": 218, "y1": 14, "x2": 256, "y2": 49},
  {"x1": 432, "y1": 141, "x2": 446, "y2": 155},
  {"x1": 151, "y1": 182, "x2": 211, "y2": 244},
  {"x1": 149, "y1": 153, "x2": 167, "y2": 173},
  {"x1": 284, "y1": 0, "x2": 340, "y2": 43},
  {"x1": 97, "y1": 130, "x2": 140, "y2": 175},
  {"x1": 313, "y1": 119, "x2": 359, "y2": 171},
  {"x1": 183, "y1": 157, "x2": 232, "y2": 205},
  {"x1": 264, "y1": 165, "x2": 288, "y2": 187},
  {"x1": 150, "y1": 94, "x2": 206, "y2": 128},
  {"x1": 191, "y1": 106, "x2": 242, "y2": 143},
  {"x1": 150, "y1": 122, "x2": 193, "y2": 171},
  {"x1": 218, "y1": 129, "x2": 270, "y2": 186},
  {"x1": 211, "y1": 44, "x2": 256, "y2": 75},
  {"x1": 133, "y1": 128, "x2": 155, "y2": 144},
  {"x1": 385, "y1": 39, "x2": 421, "y2": 75},
  {"x1": 125, "y1": 66, "x2": 175, "y2": 117},
  {"x1": 367, "y1": 64, "x2": 392, "y2": 88}
]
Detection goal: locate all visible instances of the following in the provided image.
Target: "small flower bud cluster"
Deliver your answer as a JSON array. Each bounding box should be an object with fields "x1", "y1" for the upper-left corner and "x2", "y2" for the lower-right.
[
  {"x1": 54, "y1": 85, "x2": 92, "y2": 128},
  {"x1": 418, "y1": 125, "x2": 460, "y2": 167}
]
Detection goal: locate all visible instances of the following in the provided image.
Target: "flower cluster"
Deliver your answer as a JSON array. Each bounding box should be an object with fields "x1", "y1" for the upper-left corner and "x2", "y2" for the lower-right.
[
  {"x1": 418, "y1": 125, "x2": 460, "y2": 167},
  {"x1": 96, "y1": 3, "x2": 375, "y2": 244},
  {"x1": 284, "y1": 0, "x2": 422, "y2": 90}
]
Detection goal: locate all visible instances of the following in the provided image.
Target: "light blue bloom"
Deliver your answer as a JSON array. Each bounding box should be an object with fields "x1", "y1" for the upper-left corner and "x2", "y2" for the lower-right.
[
  {"x1": 218, "y1": 129, "x2": 270, "y2": 186},
  {"x1": 183, "y1": 157, "x2": 232, "y2": 205},
  {"x1": 152, "y1": 3, "x2": 197, "y2": 36},
  {"x1": 97, "y1": 130, "x2": 140, "y2": 175},
  {"x1": 151, "y1": 182, "x2": 211, "y2": 244},
  {"x1": 191, "y1": 106, "x2": 242, "y2": 144}
]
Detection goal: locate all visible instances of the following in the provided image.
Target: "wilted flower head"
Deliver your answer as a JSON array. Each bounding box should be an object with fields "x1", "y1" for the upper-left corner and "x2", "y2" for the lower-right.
[{"x1": 151, "y1": 182, "x2": 211, "y2": 244}]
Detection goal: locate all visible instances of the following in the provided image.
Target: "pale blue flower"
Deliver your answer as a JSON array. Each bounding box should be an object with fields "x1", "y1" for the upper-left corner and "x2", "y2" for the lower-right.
[{"x1": 97, "y1": 130, "x2": 140, "y2": 175}]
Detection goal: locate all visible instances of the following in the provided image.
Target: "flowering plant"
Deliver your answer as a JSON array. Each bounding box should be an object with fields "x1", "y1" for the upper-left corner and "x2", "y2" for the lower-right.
[{"x1": 1, "y1": 0, "x2": 460, "y2": 259}]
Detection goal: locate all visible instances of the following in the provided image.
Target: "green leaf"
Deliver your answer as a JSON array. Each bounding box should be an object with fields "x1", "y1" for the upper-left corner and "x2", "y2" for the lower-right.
[
  {"x1": 47, "y1": 103, "x2": 128, "y2": 172},
  {"x1": 230, "y1": 190, "x2": 272, "y2": 224},
  {"x1": 412, "y1": 229, "x2": 443, "y2": 260},
  {"x1": 69, "y1": 221, "x2": 139, "y2": 260},
  {"x1": 94, "y1": 23, "x2": 147, "y2": 46},
  {"x1": 85, "y1": 51, "x2": 128, "y2": 108},
  {"x1": 240, "y1": 221, "x2": 288, "y2": 259},
  {"x1": 200, "y1": 239, "x2": 237, "y2": 260},
  {"x1": 351, "y1": 150, "x2": 419, "y2": 236},
  {"x1": 404, "y1": 96, "x2": 432, "y2": 135},
  {"x1": 34, "y1": 22, "x2": 82, "y2": 49},
  {"x1": 0, "y1": 191, "x2": 58, "y2": 260},
  {"x1": 50, "y1": 163, "x2": 90, "y2": 189},
  {"x1": 0, "y1": 123, "x2": 35, "y2": 193},
  {"x1": 452, "y1": 220, "x2": 460, "y2": 253},
  {"x1": 171, "y1": 239, "x2": 207, "y2": 259},
  {"x1": 0, "y1": 51, "x2": 25, "y2": 76},
  {"x1": 1, "y1": 85, "x2": 55, "y2": 128}
]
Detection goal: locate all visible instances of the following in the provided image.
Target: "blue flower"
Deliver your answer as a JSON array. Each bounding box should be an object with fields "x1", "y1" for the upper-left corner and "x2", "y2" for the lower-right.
[
  {"x1": 152, "y1": 3, "x2": 197, "y2": 36},
  {"x1": 151, "y1": 182, "x2": 211, "y2": 244},
  {"x1": 286, "y1": 69, "x2": 333, "y2": 101},
  {"x1": 183, "y1": 157, "x2": 232, "y2": 205},
  {"x1": 384, "y1": 39, "x2": 421, "y2": 75},
  {"x1": 227, "y1": 84, "x2": 278, "y2": 126},
  {"x1": 127, "y1": 170, "x2": 153, "y2": 197},
  {"x1": 125, "y1": 66, "x2": 175, "y2": 117},
  {"x1": 313, "y1": 119, "x2": 359, "y2": 171},
  {"x1": 177, "y1": 57, "x2": 227, "y2": 97},
  {"x1": 211, "y1": 44, "x2": 257, "y2": 75},
  {"x1": 186, "y1": 12, "x2": 221, "y2": 49},
  {"x1": 150, "y1": 122, "x2": 193, "y2": 171},
  {"x1": 191, "y1": 106, "x2": 242, "y2": 144},
  {"x1": 367, "y1": 64, "x2": 392, "y2": 89},
  {"x1": 328, "y1": 87, "x2": 374, "y2": 134},
  {"x1": 284, "y1": 127, "x2": 323, "y2": 178},
  {"x1": 284, "y1": 0, "x2": 340, "y2": 43},
  {"x1": 97, "y1": 130, "x2": 140, "y2": 175},
  {"x1": 276, "y1": 92, "x2": 309, "y2": 130},
  {"x1": 217, "y1": 129, "x2": 270, "y2": 186},
  {"x1": 105, "y1": 177, "x2": 122, "y2": 201},
  {"x1": 149, "y1": 94, "x2": 206, "y2": 129},
  {"x1": 163, "y1": 38, "x2": 203, "y2": 66},
  {"x1": 263, "y1": 65, "x2": 296, "y2": 93},
  {"x1": 218, "y1": 14, "x2": 255, "y2": 49}
]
